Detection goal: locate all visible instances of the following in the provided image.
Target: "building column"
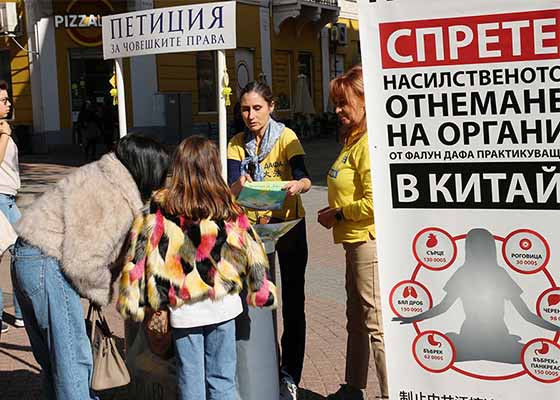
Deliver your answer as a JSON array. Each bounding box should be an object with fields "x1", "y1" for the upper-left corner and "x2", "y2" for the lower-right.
[
  {"x1": 128, "y1": 0, "x2": 165, "y2": 134},
  {"x1": 25, "y1": 0, "x2": 60, "y2": 148},
  {"x1": 320, "y1": 27, "x2": 330, "y2": 112},
  {"x1": 259, "y1": 0, "x2": 273, "y2": 87}
]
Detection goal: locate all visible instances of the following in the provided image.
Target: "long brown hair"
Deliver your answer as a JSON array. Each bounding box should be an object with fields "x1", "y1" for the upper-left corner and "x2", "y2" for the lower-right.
[
  {"x1": 329, "y1": 65, "x2": 367, "y2": 146},
  {"x1": 164, "y1": 136, "x2": 241, "y2": 220}
]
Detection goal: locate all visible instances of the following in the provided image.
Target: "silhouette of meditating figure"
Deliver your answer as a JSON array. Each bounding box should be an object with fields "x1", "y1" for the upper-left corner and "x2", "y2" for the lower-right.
[{"x1": 395, "y1": 228, "x2": 560, "y2": 364}]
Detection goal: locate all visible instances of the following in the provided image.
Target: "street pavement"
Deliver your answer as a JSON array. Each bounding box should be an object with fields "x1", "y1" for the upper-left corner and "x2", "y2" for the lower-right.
[{"x1": 0, "y1": 136, "x2": 383, "y2": 400}]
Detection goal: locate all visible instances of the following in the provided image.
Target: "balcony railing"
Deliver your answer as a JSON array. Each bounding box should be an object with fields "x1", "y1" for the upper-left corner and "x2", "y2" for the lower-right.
[
  {"x1": 302, "y1": 0, "x2": 338, "y2": 7},
  {"x1": 273, "y1": 0, "x2": 340, "y2": 33}
]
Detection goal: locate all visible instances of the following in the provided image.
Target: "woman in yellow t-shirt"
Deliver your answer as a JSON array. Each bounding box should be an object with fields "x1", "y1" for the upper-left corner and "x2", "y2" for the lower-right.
[
  {"x1": 318, "y1": 66, "x2": 388, "y2": 400},
  {"x1": 227, "y1": 81, "x2": 311, "y2": 400}
]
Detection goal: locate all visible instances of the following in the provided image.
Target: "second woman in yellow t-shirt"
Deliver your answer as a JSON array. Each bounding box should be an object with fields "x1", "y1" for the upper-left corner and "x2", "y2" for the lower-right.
[{"x1": 318, "y1": 66, "x2": 388, "y2": 400}]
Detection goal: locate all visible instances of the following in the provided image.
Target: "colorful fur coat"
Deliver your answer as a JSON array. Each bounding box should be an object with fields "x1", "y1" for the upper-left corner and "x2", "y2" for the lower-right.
[{"x1": 118, "y1": 190, "x2": 277, "y2": 321}]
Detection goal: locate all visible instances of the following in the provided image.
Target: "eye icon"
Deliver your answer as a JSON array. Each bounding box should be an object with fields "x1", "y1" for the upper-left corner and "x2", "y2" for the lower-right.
[{"x1": 519, "y1": 238, "x2": 532, "y2": 251}]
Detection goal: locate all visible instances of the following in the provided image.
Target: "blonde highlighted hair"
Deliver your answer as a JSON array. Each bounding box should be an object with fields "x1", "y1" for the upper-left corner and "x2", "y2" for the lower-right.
[{"x1": 329, "y1": 65, "x2": 366, "y2": 146}]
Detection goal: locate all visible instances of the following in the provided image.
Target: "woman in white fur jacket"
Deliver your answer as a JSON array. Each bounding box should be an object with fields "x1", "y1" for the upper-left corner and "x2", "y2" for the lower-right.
[{"x1": 11, "y1": 133, "x2": 170, "y2": 400}]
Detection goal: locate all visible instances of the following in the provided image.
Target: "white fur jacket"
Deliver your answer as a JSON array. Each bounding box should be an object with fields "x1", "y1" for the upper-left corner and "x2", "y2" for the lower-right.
[{"x1": 16, "y1": 153, "x2": 143, "y2": 306}]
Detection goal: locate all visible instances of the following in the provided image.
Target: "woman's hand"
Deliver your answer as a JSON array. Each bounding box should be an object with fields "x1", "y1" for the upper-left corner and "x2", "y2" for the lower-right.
[
  {"x1": 231, "y1": 174, "x2": 253, "y2": 197},
  {"x1": 283, "y1": 180, "x2": 303, "y2": 197},
  {"x1": 283, "y1": 178, "x2": 311, "y2": 197},
  {"x1": 317, "y1": 207, "x2": 338, "y2": 229}
]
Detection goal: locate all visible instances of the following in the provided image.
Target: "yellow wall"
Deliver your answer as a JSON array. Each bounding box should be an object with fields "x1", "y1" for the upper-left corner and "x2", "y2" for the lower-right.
[
  {"x1": 154, "y1": 1, "x2": 328, "y2": 123},
  {"x1": 0, "y1": 0, "x2": 32, "y2": 125},
  {"x1": 335, "y1": 17, "x2": 361, "y2": 72},
  {"x1": 271, "y1": 18, "x2": 325, "y2": 117},
  {"x1": 154, "y1": 0, "x2": 251, "y2": 124}
]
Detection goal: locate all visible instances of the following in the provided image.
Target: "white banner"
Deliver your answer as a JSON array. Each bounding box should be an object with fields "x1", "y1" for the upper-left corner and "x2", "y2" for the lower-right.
[
  {"x1": 102, "y1": 1, "x2": 236, "y2": 59},
  {"x1": 358, "y1": 1, "x2": 560, "y2": 399}
]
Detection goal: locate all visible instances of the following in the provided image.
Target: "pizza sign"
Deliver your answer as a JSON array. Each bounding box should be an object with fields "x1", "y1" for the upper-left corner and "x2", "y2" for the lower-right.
[{"x1": 54, "y1": 0, "x2": 114, "y2": 47}]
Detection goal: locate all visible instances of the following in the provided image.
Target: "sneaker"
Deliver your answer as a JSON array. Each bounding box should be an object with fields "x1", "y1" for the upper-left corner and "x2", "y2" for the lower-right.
[
  {"x1": 279, "y1": 375, "x2": 298, "y2": 400},
  {"x1": 1, "y1": 321, "x2": 9, "y2": 334},
  {"x1": 326, "y1": 384, "x2": 364, "y2": 400},
  {"x1": 14, "y1": 318, "x2": 24, "y2": 328}
]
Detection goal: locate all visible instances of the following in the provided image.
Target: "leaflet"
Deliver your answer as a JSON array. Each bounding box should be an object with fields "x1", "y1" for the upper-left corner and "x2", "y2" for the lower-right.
[{"x1": 237, "y1": 181, "x2": 288, "y2": 211}]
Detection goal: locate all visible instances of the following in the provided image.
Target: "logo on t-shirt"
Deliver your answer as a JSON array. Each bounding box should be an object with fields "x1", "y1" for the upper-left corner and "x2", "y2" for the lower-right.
[{"x1": 328, "y1": 168, "x2": 339, "y2": 179}]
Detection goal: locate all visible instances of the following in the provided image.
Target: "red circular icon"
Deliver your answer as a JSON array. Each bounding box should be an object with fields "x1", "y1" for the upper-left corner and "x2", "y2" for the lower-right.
[{"x1": 519, "y1": 238, "x2": 532, "y2": 251}]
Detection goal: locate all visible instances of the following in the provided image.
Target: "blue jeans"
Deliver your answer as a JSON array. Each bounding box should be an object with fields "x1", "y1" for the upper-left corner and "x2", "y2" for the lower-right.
[
  {"x1": 0, "y1": 193, "x2": 22, "y2": 321},
  {"x1": 173, "y1": 319, "x2": 237, "y2": 400},
  {"x1": 10, "y1": 239, "x2": 97, "y2": 400}
]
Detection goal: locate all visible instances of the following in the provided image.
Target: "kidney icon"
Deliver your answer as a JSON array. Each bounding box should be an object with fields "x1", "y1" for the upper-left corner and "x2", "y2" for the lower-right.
[
  {"x1": 428, "y1": 334, "x2": 442, "y2": 347},
  {"x1": 535, "y1": 342, "x2": 550, "y2": 356}
]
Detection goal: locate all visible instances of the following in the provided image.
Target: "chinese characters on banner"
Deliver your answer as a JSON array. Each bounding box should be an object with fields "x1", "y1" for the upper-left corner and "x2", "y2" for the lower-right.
[{"x1": 358, "y1": 1, "x2": 560, "y2": 399}]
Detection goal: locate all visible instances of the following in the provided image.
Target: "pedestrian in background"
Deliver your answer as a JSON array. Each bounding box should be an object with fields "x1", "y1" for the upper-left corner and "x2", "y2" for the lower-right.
[
  {"x1": 118, "y1": 136, "x2": 277, "y2": 400},
  {"x1": 79, "y1": 100, "x2": 103, "y2": 162},
  {"x1": 0, "y1": 80, "x2": 23, "y2": 335},
  {"x1": 227, "y1": 81, "x2": 312, "y2": 400},
  {"x1": 318, "y1": 65, "x2": 389, "y2": 400},
  {"x1": 11, "y1": 133, "x2": 169, "y2": 400}
]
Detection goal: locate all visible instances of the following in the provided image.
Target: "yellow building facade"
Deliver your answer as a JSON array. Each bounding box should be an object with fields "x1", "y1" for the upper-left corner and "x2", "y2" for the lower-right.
[{"x1": 0, "y1": 0, "x2": 353, "y2": 149}]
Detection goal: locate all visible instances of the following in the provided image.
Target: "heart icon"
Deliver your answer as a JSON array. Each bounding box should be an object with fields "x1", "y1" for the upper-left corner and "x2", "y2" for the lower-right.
[
  {"x1": 548, "y1": 294, "x2": 560, "y2": 307},
  {"x1": 426, "y1": 233, "x2": 438, "y2": 248}
]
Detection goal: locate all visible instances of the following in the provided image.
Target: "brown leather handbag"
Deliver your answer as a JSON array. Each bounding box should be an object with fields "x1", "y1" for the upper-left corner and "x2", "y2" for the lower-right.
[
  {"x1": 142, "y1": 308, "x2": 173, "y2": 359},
  {"x1": 86, "y1": 304, "x2": 131, "y2": 391}
]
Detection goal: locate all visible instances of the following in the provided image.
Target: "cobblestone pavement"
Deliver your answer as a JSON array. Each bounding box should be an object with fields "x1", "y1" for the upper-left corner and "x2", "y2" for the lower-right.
[{"x1": 0, "y1": 137, "x2": 382, "y2": 400}]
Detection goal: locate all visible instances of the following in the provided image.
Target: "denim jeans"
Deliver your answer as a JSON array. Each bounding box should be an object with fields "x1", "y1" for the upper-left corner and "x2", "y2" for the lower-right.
[
  {"x1": 0, "y1": 193, "x2": 22, "y2": 321},
  {"x1": 173, "y1": 319, "x2": 237, "y2": 400},
  {"x1": 10, "y1": 239, "x2": 97, "y2": 400}
]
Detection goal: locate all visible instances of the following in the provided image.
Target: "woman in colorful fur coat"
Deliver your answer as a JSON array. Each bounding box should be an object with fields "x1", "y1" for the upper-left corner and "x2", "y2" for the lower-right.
[
  {"x1": 118, "y1": 136, "x2": 277, "y2": 400},
  {"x1": 12, "y1": 133, "x2": 170, "y2": 400}
]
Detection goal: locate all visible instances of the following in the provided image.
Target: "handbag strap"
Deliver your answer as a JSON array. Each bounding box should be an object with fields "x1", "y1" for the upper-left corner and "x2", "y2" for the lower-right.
[{"x1": 87, "y1": 303, "x2": 112, "y2": 342}]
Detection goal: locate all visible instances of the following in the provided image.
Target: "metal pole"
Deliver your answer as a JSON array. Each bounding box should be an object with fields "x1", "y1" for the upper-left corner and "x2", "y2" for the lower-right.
[
  {"x1": 217, "y1": 49, "x2": 227, "y2": 180},
  {"x1": 115, "y1": 58, "x2": 127, "y2": 138}
]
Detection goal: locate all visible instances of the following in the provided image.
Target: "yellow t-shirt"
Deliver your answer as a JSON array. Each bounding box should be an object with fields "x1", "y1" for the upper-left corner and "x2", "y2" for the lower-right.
[
  {"x1": 327, "y1": 132, "x2": 375, "y2": 243},
  {"x1": 227, "y1": 127, "x2": 306, "y2": 222}
]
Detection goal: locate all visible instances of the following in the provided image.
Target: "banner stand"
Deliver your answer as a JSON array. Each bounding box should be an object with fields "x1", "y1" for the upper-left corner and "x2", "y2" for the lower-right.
[
  {"x1": 217, "y1": 49, "x2": 227, "y2": 179},
  {"x1": 115, "y1": 57, "x2": 127, "y2": 138}
]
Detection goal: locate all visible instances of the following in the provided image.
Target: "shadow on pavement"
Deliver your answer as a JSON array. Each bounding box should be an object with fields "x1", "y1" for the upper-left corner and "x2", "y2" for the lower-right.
[
  {"x1": 0, "y1": 369, "x2": 41, "y2": 398},
  {"x1": 0, "y1": 341, "x2": 33, "y2": 352},
  {"x1": 0, "y1": 347, "x2": 40, "y2": 372},
  {"x1": 300, "y1": 388, "x2": 328, "y2": 400}
]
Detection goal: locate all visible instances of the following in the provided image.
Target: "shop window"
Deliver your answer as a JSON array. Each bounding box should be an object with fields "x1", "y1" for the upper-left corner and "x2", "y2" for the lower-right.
[
  {"x1": 69, "y1": 48, "x2": 113, "y2": 123},
  {"x1": 0, "y1": 50, "x2": 13, "y2": 119},
  {"x1": 0, "y1": 50, "x2": 12, "y2": 92},
  {"x1": 330, "y1": 54, "x2": 345, "y2": 79},
  {"x1": 298, "y1": 52, "x2": 313, "y2": 99},
  {"x1": 197, "y1": 51, "x2": 217, "y2": 113},
  {"x1": 272, "y1": 50, "x2": 292, "y2": 111}
]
